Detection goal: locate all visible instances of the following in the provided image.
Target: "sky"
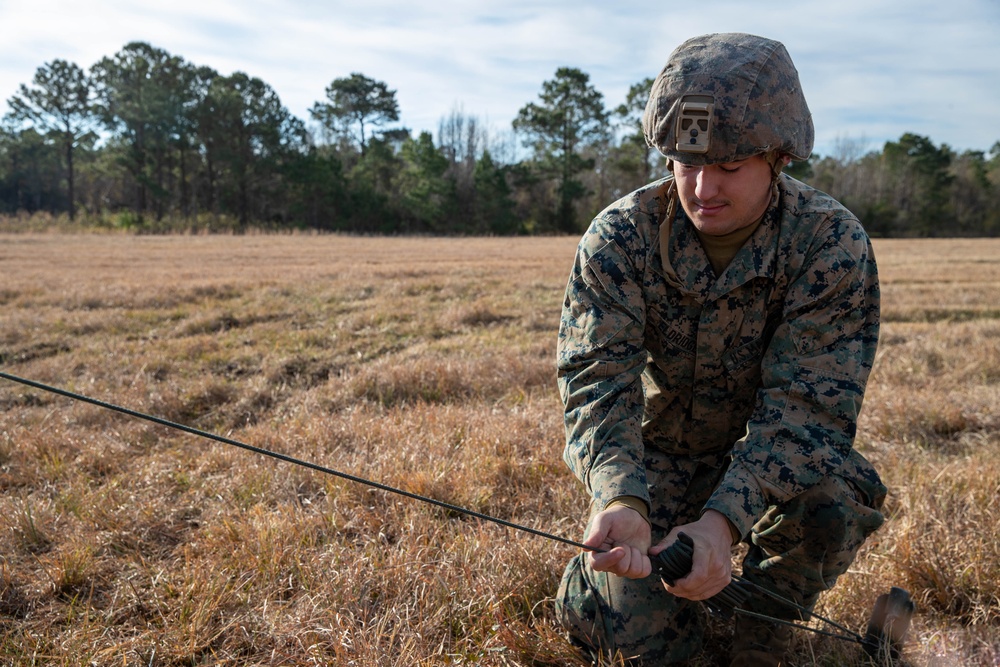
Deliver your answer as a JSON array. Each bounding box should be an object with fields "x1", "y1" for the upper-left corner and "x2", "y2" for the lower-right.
[{"x1": 1, "y1": 0, "x2": 998, "y2": 160}]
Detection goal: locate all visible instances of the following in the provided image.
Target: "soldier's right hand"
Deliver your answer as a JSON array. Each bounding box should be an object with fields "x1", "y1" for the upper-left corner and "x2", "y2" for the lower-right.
[{"x1": 583, "y1": 505, "x2": 653, "y2": 579}]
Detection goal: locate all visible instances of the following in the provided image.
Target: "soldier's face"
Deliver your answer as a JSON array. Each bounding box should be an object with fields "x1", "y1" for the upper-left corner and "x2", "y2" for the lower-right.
[{"x1": 673, "y1": 155, "x2": 774, "y2": 236}]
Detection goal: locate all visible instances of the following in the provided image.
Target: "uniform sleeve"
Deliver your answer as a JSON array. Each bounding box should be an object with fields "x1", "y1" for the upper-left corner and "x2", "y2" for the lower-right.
[
  {"x1": 557, "y1": 216, "x2": 650, "y2": 509},
  {"x1": 704, "y1": 218, "x2": 880, "y2": 538}
]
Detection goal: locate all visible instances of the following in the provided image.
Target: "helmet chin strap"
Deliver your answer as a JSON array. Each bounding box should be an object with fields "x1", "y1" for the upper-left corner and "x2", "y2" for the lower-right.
[{"x1": 766, "y1": 150, "x2": 788, "y2": 181}]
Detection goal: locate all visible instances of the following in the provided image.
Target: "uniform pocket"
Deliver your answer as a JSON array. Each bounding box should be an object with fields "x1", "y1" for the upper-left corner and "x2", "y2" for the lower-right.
[{"x1": 563, "y1": 239, "x2": 642, "y2": 349}]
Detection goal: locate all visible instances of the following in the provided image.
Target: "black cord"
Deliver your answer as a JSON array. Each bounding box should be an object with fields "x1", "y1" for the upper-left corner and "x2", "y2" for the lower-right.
[
  {"x1": 0, "y1": 370, "x2": 872, "y2": 647},
  {"x1": 731, "y1": 574, "x2": 864, "y2": 644},
  {"x1": 0, "y1": 371, "x2": 599, "y2": 553}
]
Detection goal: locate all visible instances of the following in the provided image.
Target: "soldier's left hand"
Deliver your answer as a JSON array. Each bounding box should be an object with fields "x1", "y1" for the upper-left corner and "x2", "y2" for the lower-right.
[{"x1": 651, "y1": 509, "x2": 734, "y2": 600}]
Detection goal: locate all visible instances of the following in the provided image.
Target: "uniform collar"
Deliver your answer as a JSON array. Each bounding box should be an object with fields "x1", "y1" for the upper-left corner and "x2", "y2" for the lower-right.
[{"x1": 656, "y1": 179, "x2": 782, "y2": 302}]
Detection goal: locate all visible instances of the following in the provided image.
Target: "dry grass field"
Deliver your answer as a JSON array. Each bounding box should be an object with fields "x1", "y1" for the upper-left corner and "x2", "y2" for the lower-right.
[{"x1": 0, "y1": 233, "x2": 997, "y2": 666}]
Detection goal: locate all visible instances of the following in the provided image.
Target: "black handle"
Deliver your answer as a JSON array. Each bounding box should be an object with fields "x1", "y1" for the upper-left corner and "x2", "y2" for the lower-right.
[{"x1": 651, "y1": 532, "x2": 750, "y2": 617}]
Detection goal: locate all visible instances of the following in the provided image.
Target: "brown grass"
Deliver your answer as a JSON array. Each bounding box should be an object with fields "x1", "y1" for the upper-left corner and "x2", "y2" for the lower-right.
[{"x1": 1, "y1": 233, "x2": 999, "y2": 665}]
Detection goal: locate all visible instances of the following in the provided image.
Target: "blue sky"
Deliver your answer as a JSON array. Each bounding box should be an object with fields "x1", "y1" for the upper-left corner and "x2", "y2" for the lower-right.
[{"x1": 1, "y1": 0, "x2": 998, "y2": 159}]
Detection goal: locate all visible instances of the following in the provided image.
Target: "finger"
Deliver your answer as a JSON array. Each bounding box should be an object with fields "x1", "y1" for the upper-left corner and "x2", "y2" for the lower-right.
[
  {"x1": 633, "y1": 549, "x2": 653, "y2": 578},
  {"x1": 666, "y1": 569, "x2": 731, "y2": 600},
  {"x1": 589, "y1": 547, "x2": 624, "y2": 573},
  {"x1": 598, "y1": 546, "x2": 647, "y2": 579},
  {"x1": 608, "y1": 546, "x2": 636, "y2": 577},
  {"x1": 685, "y1": 557, "x2": 730, "y2": 593},
  {"x1": 647, "y1": 538, "x2": 671, "y2": 557},
  {"x1": 621, "y1": 548, "x2": 652, "y2": 579},
  {"x1": 582, "y1": 523, "x2": 611, "y2": 551},
  {"x1": 649, "y1": 529, "x2": 682, "y2": 557}
]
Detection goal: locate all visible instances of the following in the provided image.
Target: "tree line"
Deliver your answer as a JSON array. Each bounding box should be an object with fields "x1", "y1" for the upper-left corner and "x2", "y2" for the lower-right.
[{"x1": 2, "y1": 41, "x2": 999, "y2": 236}]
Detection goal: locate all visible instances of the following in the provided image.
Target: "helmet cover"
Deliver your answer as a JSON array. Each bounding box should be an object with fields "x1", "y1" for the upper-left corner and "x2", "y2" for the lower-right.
[{"x1": 642, "y1": 32, "x2": 814, "y2": 165}]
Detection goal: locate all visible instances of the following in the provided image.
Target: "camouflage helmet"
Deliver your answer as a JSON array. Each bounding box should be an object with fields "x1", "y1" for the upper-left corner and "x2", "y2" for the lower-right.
[{"x1": 642, "y1": 33, "x2": 813, "y2": 165}]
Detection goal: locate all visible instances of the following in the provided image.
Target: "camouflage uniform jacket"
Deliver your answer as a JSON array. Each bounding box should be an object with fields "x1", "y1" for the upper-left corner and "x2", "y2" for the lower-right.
[{"x1": 557, "y1": 174, "x2": 883, "y2": 539}]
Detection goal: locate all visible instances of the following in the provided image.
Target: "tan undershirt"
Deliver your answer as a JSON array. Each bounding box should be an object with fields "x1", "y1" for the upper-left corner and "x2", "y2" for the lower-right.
[{"x1": 695, "y1": 215, "x2": 764, "y2": 276}]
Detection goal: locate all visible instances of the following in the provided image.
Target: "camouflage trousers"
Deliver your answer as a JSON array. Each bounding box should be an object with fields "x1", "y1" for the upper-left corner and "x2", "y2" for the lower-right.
[{"x1": 555, "y1": 454, "x2": 885, "y2": 664}]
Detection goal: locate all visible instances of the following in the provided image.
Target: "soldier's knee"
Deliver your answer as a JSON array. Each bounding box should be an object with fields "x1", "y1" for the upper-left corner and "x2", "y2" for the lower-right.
[
  {"x1": 555, "y1": 553, "x2": 609, "y2": 650},
  {"x1": 755, "y1": 475, "x2": 884, "y2": 556},
  {"x1": 555, "y1": 553, "x2": 704, "y2": 663},
  {"x1": 805, "y1": 475, "x2": 885, "y2": 549}
]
